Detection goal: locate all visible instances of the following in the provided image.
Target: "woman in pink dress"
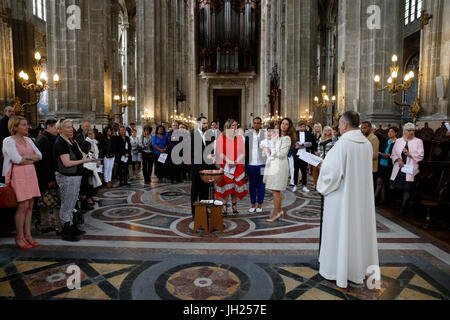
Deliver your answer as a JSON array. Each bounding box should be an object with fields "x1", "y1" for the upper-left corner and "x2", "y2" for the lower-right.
[{"x1": 2, "y1": 116, "x2": 42, "y2": 249}]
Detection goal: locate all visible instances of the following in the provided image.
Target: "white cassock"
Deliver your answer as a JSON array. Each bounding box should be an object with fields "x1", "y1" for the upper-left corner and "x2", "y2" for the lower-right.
[{"x1": 317, "y1": 130, "x2": 379, "y2": 288}]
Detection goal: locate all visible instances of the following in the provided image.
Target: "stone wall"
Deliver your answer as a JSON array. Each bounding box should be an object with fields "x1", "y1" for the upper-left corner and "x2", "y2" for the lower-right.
[{"x1": 0, "y1": 0, "x2": 14, "y2": 107}]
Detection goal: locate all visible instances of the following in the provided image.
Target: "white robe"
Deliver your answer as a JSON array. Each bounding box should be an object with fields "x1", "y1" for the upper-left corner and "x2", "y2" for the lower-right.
[{"x1": 317, "y1": 130, "x2": 379, "y2": 288}]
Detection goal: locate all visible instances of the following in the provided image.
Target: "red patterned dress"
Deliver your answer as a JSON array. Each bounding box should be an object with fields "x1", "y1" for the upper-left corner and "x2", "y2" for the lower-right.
[{"x1": 215, "y1": 134, "x2": 248, "y2": 200}]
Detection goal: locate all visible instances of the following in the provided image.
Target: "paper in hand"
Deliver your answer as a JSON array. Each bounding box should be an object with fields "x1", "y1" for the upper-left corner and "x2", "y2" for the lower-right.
[
  {"x1": 158, "y1": 153, "x2": 168, "y2": 164},
  {"x1": 121, "y1": 156, "x2": 128, "y2": 163},
  {"x1": 298, "y1": 152, "x2": 323, "y2": 167},
  {"x1": 401, "y1": 165, "x2": 414, "y2": 175}
]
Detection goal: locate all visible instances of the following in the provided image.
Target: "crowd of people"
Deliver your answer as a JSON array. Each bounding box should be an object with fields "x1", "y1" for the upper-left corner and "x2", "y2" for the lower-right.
[{"x1": 0, "y1": 105, "x2": 448, "y2": 249}]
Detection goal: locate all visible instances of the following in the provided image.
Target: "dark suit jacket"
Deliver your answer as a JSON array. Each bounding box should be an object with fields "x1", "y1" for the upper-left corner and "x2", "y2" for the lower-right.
[
  {"x1": 295, "y1": 130, "x2": 317, "y2": 155},
  {"x1": 190, "y1": 130, "x2": 216, "y2": 174},
  {"x1": 0, "y1": 115, "x2": 10, "y2": 152},
  {"x1": 35, "y1": 131, "x2": 57, "y2": 192},
  {"x1": 114, "y1": 135, "x2": 132, "y2": 164},
  {"x1": 75, "y1": 132, "x2": 90, "y2": 154}
]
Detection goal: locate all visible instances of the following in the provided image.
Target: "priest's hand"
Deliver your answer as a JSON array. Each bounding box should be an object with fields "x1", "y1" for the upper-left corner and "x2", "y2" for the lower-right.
[{"x1": 398, "y1": 159, "x2": 405, "y2": 168}]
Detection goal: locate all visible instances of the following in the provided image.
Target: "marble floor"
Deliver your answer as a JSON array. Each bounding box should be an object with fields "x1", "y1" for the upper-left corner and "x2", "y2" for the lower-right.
[{"x1": 0, "y1": 176, "x2": 449, "y2": 300}]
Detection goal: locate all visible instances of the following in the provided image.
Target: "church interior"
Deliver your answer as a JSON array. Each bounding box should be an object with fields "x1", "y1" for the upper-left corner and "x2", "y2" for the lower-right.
[{"x1": 0, "y1": 0, "x2": 449, "y2": 302}]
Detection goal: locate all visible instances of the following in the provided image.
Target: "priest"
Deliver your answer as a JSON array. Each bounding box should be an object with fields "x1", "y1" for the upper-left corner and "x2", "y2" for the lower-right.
[{"x1": 317, "y1": 111, "x2": 379, "y2": 289}]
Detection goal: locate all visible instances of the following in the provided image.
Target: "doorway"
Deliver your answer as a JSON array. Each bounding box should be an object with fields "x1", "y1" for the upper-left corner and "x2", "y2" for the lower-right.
[{"x1": 213, "y1": 89, "x2": 242, "y2": 131}]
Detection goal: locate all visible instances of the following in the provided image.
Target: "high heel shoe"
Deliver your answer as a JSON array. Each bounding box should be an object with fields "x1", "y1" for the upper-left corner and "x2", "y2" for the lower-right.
[
  {"x1": 24, "y1": 236, "x2": 40, "y2": 248},
  {"x1": 232, "y1": 203, "x2": 239, "y2": 215},
  {"x1": 266, "y1": 211, "x2": 285, "y2": 222},
  {"x1": 15, "y1": 237, "x2": 33, "y2": 250}
]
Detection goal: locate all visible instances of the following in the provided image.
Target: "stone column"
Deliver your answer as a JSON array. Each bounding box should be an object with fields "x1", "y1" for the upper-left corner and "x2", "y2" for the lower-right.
[
  {"x1": 283, "y1": 0, "x2": 317, "y2": 121},
  {"x1": 0, "y1": 0, "x2": 14, "y2": 106},
  {"x1": 420, "y1": 0, "x2": 449, "y2": 120},
  {"x1": 360, "y1": 0, "x2": 403, "y2": 124},
  {"x1": 46, "y1": 0, "x2": 109, "y2": 125},
  {"x1": 10, "y1": 0, "x2": 36, "y2": 123}
]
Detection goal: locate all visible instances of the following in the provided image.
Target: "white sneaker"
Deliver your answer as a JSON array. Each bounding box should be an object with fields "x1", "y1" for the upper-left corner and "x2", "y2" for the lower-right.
[
  {"x1": 249, "y1": 208, "x2": 256, "y2": 213},
  {"x1": 302, "y1": 186, "x2": 310, "y2": 193},
  {"x1": 256, "y1": 208, "x2": 263, "y2": 213},
  {"x1": 292, "y1": 186, "x2": 298, "y2": 193}
]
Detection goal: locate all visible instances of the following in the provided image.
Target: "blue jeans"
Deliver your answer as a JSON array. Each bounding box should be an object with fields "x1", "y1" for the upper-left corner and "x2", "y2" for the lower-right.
[{"x1": 246, "y1": 165, "x2": 266, "y2": 205}]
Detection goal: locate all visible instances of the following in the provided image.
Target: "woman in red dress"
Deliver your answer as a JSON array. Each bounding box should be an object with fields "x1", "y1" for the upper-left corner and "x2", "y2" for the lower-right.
[{"x1": 215, "y1": 119, "x2": 248, "y2": 214}]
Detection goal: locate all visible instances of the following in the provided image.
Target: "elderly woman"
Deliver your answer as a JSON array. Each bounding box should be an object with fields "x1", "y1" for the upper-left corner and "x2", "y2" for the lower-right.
[
  {"x1": 390, "y1": 123, "x2": 424, "y2": 214},
  {"x1": 2, "y1": 116, "x2": 42, "y2": 249},
  {"x1": 215, "y1": 119, "x2": 248, "y2": 214}
]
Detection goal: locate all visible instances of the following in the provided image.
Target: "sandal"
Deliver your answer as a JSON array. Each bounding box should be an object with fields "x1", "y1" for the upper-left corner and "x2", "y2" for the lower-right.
[
  {"x1": 15, "y1": 237, "x2": 33, "y2": 250},
  {"x1": 24, "y1": 236, "x2": 40, "y2": 248},
  {"x1": 232, "y1": 203, "x2": 239, "y2": 215}
]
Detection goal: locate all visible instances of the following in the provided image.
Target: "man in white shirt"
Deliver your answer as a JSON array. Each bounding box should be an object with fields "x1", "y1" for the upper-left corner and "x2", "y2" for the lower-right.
[
  {"x1": 245, "y1": 117, "x2": 267, "y2": 213},
  {"x1": 211, "y1": 121, "x2": 221, "y2": 139},
  {"x1": 293, "y1": 122, "x2": 317, "y2": 193}
]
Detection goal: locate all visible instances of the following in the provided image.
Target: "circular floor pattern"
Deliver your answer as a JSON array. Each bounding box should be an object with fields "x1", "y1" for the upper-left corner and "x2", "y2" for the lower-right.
[{"x1": 155, "y1": 263, "x2": 250, "y2": 300}]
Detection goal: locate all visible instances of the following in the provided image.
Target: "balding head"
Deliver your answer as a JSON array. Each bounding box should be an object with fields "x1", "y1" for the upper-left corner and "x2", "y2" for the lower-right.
[{"x1": 339, "y1": 111, "x2": 361, "y2": 135}]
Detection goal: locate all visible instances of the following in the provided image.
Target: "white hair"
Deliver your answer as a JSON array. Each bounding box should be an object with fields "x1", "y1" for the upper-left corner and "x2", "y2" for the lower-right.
[
  {"x1": 4, "y1": 106, "x2": 13, "y2": 113},
  {"x1": 403, "y1": 122, "x2": 416, "y2": 132},
  {"x1": 56, "y1": 119, "x2": 73, "y2": 130}
]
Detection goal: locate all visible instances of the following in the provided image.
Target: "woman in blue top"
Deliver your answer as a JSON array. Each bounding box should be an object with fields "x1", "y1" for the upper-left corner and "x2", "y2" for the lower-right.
[
  {"x1": 375, "y1": 127, "x2": 398, "y2": 204},
  {"x1": 152, "y1": 125, "x2": 168, "y2": 182}
]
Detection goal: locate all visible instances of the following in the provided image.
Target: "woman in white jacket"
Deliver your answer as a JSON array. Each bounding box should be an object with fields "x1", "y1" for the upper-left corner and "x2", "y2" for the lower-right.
[
  {"x1": 263, "y1": 118, "x2": 297, "y2": 222},
  {"x1": 2, "y1": 117, "x2": 42, "y2": 249}
]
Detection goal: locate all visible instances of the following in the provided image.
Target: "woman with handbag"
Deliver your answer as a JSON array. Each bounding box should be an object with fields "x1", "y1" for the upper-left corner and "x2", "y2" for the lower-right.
[
  {"x1": 54, "y1": 119, "x2": 93, "y2": 242},
  {"x1": 2, "y1": 116, "x2": 42, "y2": 249}
]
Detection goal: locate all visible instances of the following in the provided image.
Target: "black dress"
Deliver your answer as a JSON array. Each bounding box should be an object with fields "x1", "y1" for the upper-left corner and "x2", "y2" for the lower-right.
[{"x1": 390, "y1": 142, "x2": 413, "y2": 191}]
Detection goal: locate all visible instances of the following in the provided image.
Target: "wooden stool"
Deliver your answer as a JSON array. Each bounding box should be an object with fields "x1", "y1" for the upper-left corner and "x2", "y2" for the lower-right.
[
  {"x1": 421, "y1": 200, "x2": 440, "y2": 229},
  {"x1": 193, "y1": 203, "x2": 209, "y2": 234},
  {"x1": 209, "y1": 205, "x2": 224, "y2": 233}
]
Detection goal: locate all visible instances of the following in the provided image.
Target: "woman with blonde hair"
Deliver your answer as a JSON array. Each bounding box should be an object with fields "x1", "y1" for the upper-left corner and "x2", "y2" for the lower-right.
[
  {"x1": 2, "y1": 116, "x2": 42, "y2": 249},
  {"x1": 390, "y1": 122, "x2": 424, "y2": 214},
  {"x1": 215, "y1": 119, "x2": 248, "y2": 214},
  {"x1": 54, "y1": 119, "x2": 92, "y2": 241},
  {"x1": 264, "y1": 118, "x2": 297, "y2": 222}
]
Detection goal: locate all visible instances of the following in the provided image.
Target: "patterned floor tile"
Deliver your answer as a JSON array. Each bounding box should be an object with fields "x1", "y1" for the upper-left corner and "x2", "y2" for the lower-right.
[
  {"x1": 280, "y1": 267, "x2": 318, "y2": 279},
  {"x1": 22, "y1": 264, "x2": 88, "y2": 297},
  {"x1": 54, "y1": 284, "x2": 111, "y2": 300},
  {"x1": 89, "y1": 263, "x2": 135, "y2": 276},
  {"x1": 0, "y1": 281, "x2": 14, "y2": 297},
  {"x1": 396, "y1": 288, "x2": 439, "y2": 300},
  {"x1": 408, "y1": 275, "x2": 441, "y2": 294},
  {"x1": 381, "y1": 266, "x2": 407, "y2": 279},
  {"x1": 14, "y1": 261, "x2": 59, "y2": 274},
  {"x1": 279, "y1": 274, "x2": 302, "y2": 293},
  {"x1": 297, "y1": 288, "x2": 343, "y2": 300},
  {"x1": 107, "y1": 272, "x2": 130, "y2": 290}
]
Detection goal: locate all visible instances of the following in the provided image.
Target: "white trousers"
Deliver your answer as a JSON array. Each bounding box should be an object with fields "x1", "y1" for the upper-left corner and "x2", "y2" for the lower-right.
[
  {"x1": 103, "y1": 157, "x2": 115, "y2": 183},
  {"x1": 288, "y1": 156, "x2": 295, "y2": 185}
]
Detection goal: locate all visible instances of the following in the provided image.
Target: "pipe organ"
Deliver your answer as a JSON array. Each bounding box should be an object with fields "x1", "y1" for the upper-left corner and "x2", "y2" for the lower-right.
[{"x1": 197, "y1": 0, "x2": 259, "y2": 74}]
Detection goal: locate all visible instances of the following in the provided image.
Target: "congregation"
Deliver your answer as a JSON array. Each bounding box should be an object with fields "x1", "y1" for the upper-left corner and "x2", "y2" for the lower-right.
[{"x1": 0, "y1": 105, "x2": 449, "y2": 248}]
